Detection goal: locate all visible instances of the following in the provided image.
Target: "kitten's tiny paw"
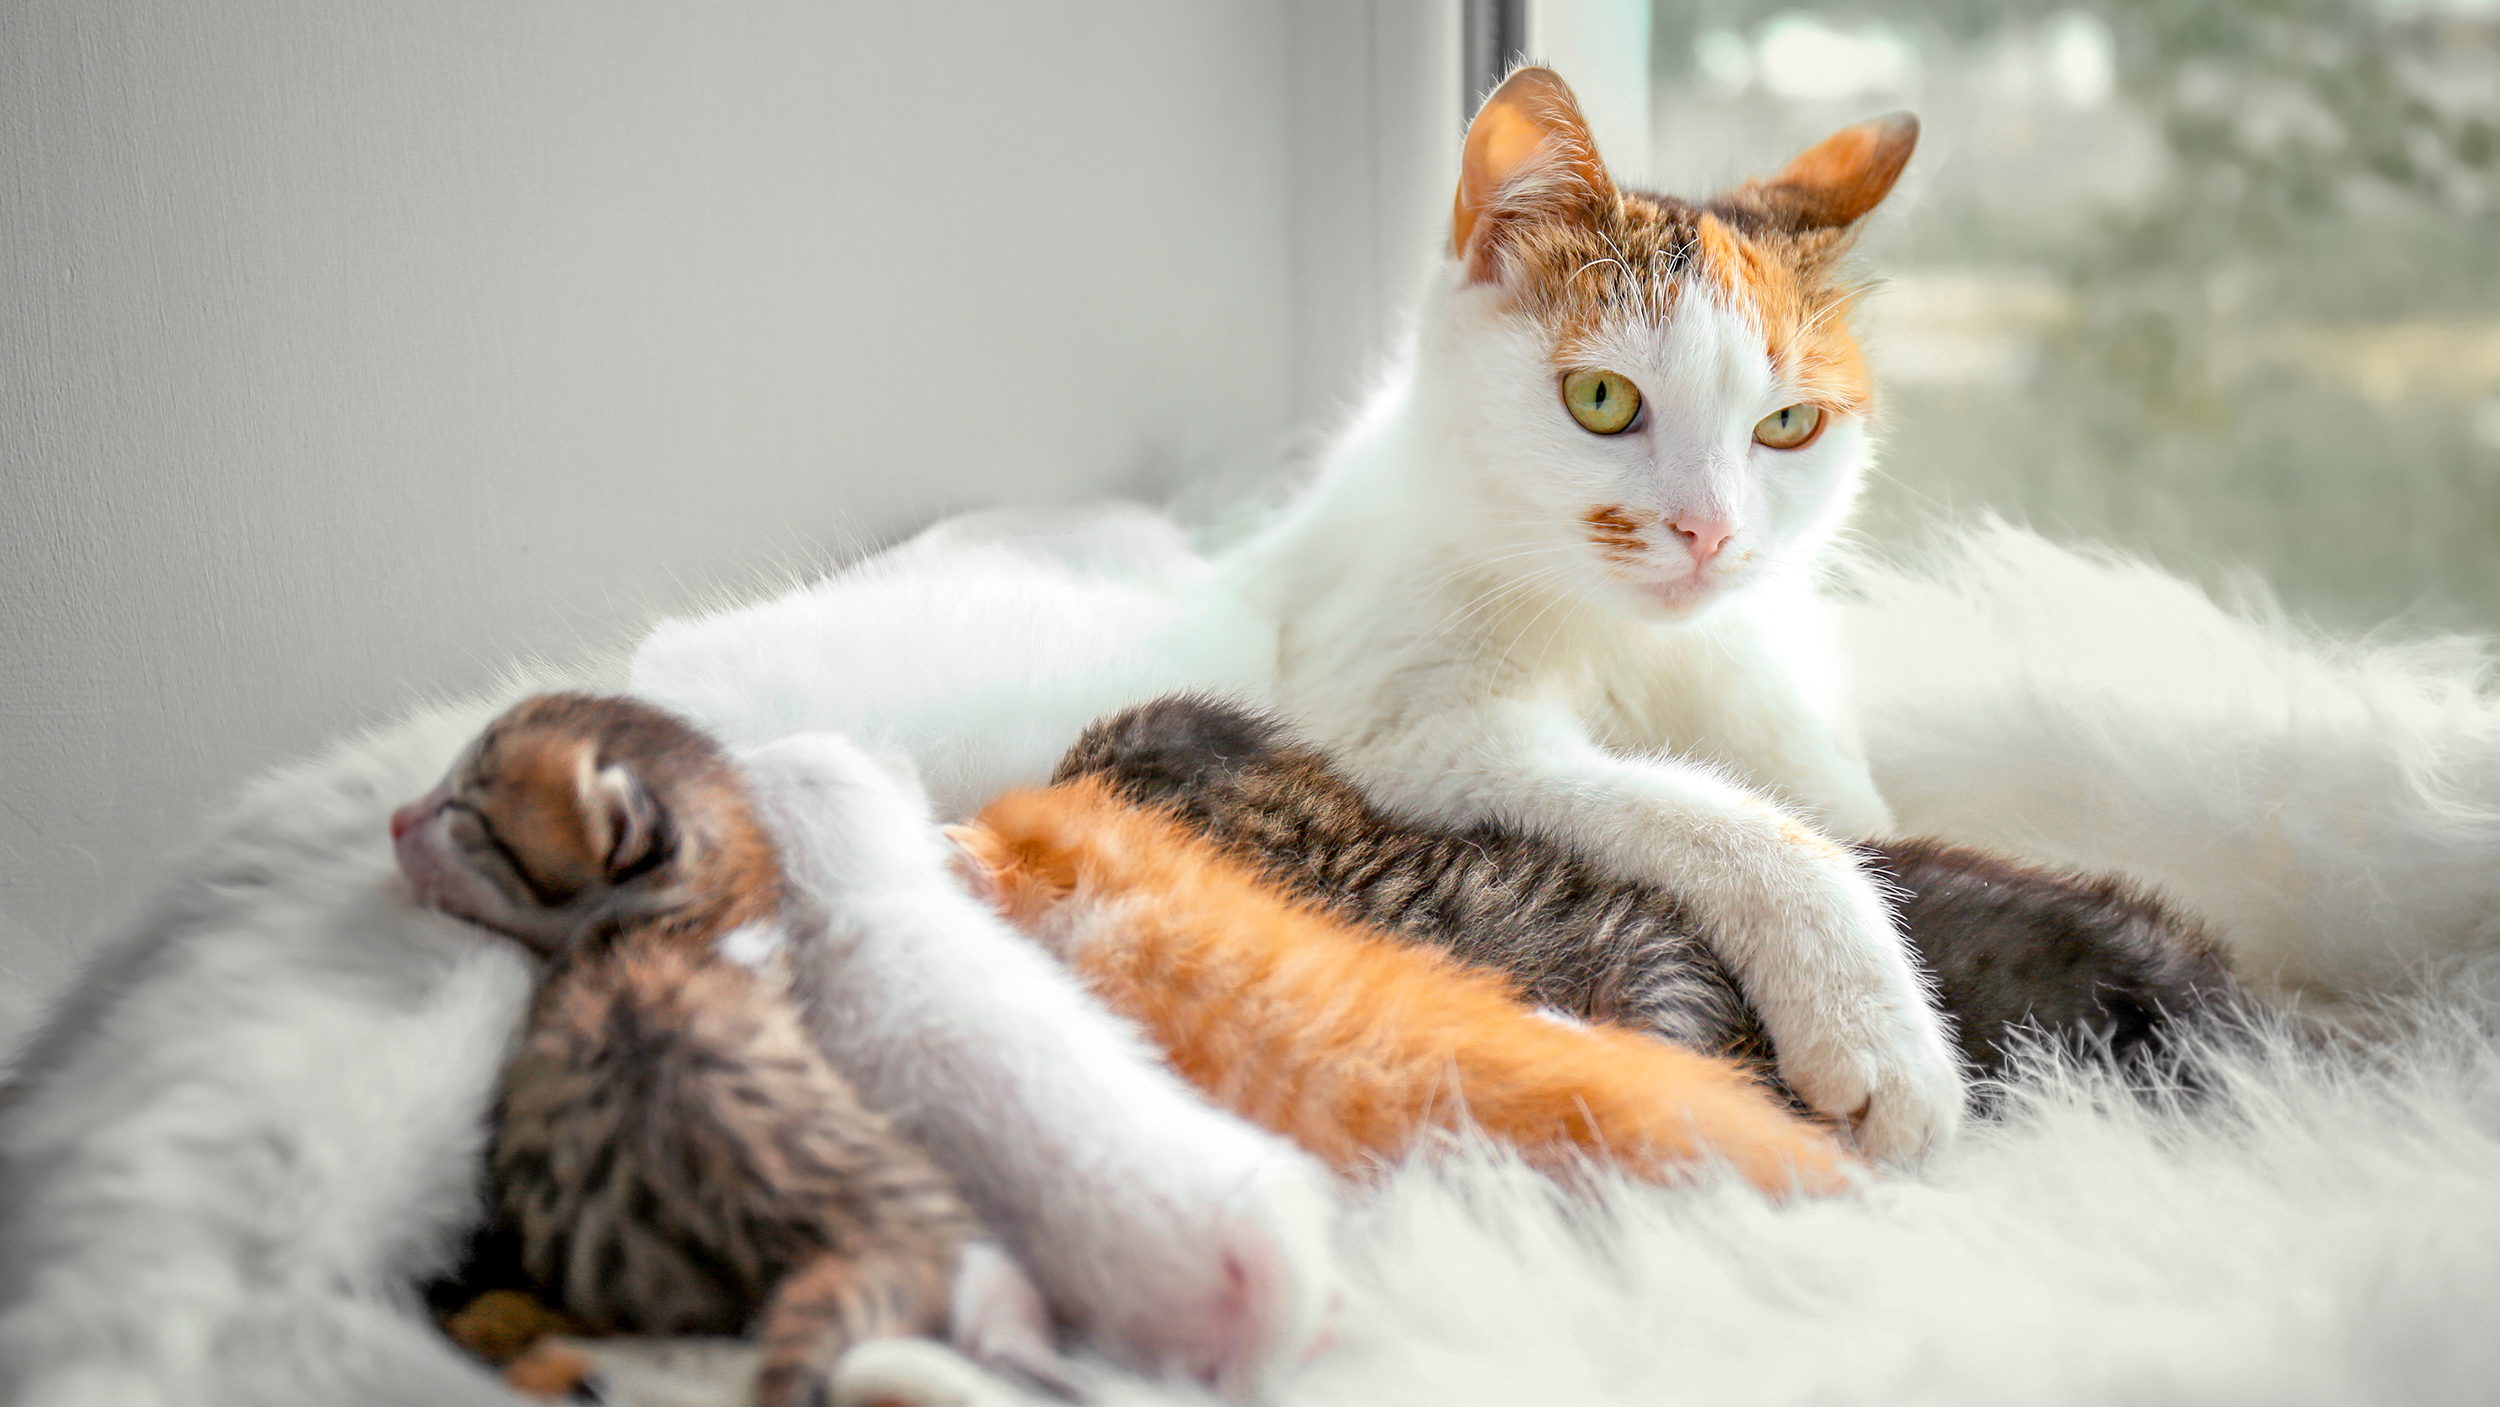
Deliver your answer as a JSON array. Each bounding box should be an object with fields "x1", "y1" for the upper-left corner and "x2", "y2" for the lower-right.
[{"x1": 830, "y1": 1338, "x2": 1039, "y2": 1407}]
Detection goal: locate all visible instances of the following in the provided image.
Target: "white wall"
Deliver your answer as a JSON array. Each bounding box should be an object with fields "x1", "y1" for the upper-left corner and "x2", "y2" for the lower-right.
[{"x1": 0, "y1": 0, "x2": 1459, "y2": 1039}]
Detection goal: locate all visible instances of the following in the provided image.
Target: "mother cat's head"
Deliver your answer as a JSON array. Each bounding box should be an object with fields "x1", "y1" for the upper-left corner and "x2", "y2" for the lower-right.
[{"x1": 1417, "y1": 67, "x2": 1915, "y2": 622}]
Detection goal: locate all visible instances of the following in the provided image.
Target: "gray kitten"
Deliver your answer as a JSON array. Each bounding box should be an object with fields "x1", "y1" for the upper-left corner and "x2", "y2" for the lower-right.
[{"x1": 1057, "y1": 695, "x2": 2240, "y2": 1094}]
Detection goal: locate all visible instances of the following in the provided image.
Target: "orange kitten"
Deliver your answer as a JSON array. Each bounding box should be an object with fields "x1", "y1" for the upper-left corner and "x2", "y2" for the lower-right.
[{"x1": 952, "y1": 777, "x2": 1855, "y2": 1199}]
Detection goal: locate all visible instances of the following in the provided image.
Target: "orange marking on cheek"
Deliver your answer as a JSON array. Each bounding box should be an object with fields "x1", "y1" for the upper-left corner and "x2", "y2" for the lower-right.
[{"x1": 1583, "y1": 505, "x2": 1648, "y2": 557}]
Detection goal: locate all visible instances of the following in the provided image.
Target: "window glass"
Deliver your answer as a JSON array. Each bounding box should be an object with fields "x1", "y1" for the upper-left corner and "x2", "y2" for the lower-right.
[{"x1": 1651, "y1": 0, "x2": 2500, "y2": 630}]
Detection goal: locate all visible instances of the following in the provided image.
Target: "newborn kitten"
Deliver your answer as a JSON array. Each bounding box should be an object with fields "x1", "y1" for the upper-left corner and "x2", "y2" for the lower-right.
[
  {"x1": 1057, "y1": 695, "x2": 2239, "y2": 1089},
  {"x1": 952, "y1": 776, "x2": 1855, "y2": 1198},
  {"x1": 392, "y1": 693, "x2": 1061, "y2": 1406},
  {"x1": 738, "y1": 734, "x2": 1335, "y2": 1403}
]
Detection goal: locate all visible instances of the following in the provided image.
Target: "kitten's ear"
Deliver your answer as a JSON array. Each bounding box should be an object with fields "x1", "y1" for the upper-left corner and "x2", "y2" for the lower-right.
[
  {"x1": 1452, "y1": 66, "x2": 1614, "y2": 284},
  {"x1": 1721, "y1": 112, "x2": 1919, "y2": 232},
  {"x1": 588, "y1": 762, "x2": 661, "y2": 877},
  {"x1": 942, "y1": 824, "x2": 1007, "y2": 904}
]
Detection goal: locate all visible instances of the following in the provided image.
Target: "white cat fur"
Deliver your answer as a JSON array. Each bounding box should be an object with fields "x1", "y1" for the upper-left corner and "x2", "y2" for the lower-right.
[
  {"x1": 0, "y1": 692, "x2": 549, "y2": 1407},
  {"x1": 634, "y1": 509, "x2": 1273, "y2": 823},
  {"x1": 1843, "y1": 520, "x2": 2500, "y2": 1018},
  {"x1": 736, "y1": 732, "x2": 1335, "y2": 1402},
  {"x1": 1217, "y1": 178, "x2": 1959, "y2": 1158}
]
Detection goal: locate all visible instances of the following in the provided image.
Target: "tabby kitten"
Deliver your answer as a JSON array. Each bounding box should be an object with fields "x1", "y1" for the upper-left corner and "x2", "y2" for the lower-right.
[
  {"x1": 1058, "y1": 695, "x2": 2240, "y2": 1089},
  {"x1": 391, "y1": 693, "x2": 1061, "y2": 1407},
  {"x1": 951, "y1": 776, "x2": 1855, "y2": 1198}
]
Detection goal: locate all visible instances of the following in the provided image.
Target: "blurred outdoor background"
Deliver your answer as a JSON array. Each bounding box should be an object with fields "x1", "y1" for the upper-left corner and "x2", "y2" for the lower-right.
[{"x1": 1641, "y1": 0, "x2": 2500, "y2": 632}]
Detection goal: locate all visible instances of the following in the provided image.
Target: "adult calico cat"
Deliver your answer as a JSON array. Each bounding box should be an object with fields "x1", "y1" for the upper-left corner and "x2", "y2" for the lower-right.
[{"x1": 1221, "y1": 67, "x2": 1963, "y2": 1157}]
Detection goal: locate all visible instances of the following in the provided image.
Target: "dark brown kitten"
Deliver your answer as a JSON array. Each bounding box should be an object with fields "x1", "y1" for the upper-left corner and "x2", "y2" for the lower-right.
[
  {"x1": 1057, "y1": 695, "x2": 2240, "y2": 1094},
  {"x1": 395, "y1": 693, "x2": 1055, "y2": 1406}
]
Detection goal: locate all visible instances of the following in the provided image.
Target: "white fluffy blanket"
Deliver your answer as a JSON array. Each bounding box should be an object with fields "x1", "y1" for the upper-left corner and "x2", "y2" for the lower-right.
[{"x1": 7, "y1": 512, "x2": 2499, "y2": 1406}]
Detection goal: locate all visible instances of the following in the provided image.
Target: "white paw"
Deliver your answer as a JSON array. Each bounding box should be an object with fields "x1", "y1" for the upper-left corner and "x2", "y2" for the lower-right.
[
  {"x1": 1758, "y1": 847, "x2": 1965, "y2": 1166},
  {"x1": 829, "y1": 1338, "x2": 1037, "y2": 1407}
]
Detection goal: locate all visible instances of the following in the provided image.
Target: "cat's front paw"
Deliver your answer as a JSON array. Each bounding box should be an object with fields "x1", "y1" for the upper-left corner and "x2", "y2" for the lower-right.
[
  {"x1": 1755, "y1": 844, "x2": 1965, "y2": 1165},
  {"x1": 1781, "y1": 1020, "x2": 1963, "y2": 1167}
]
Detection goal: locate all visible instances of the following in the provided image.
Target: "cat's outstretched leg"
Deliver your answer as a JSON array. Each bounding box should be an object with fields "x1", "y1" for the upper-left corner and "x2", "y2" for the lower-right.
[{"x1": 1340, "y1": 698, "x2": 1964, "y2": 1164}]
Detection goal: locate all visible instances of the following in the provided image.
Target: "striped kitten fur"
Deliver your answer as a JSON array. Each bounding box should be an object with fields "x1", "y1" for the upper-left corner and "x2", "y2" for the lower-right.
[
  {"x1": 953, "y1": 776, "x2": 1855, "y2": 1198},
  {"x1": 392, "y1": 693, "x2": 1061, "y2": 1406},
  {"x1": 1057, "y1": 695, "x2": 2240, "y2": 1090}
]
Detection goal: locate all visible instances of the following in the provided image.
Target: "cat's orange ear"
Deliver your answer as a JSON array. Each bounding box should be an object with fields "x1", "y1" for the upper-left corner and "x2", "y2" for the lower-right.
[
  {"x1": 1717, "y1": 113, "x2": 1918, "y2": 232},
  {"x1": 1452, "y1": 66, "x2": 1615, "y2": 283}
]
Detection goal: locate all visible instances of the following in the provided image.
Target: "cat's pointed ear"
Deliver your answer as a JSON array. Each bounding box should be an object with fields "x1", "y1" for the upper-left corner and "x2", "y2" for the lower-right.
[
  {"x1": 1719, "y1": 112, "x2": 1918, "y2": 232},
  {"x1": 942, "y1": 824, "x2": 1007, "y2": 905},
  {"x1": 1452, "y1": 66, "x2": 1615, "y2": 284},
  {"x1": 587, "y1": 762, "x2": 661, "y2": 878}
]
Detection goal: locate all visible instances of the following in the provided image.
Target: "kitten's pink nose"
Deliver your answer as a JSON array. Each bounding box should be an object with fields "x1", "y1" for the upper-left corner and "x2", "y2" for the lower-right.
[
  {"x1": 389, "y1": 802, "x2": 422, "y2": 841},
  {"x1": 1671, "y1": 517, "x2": 1734, "y2": 567}
]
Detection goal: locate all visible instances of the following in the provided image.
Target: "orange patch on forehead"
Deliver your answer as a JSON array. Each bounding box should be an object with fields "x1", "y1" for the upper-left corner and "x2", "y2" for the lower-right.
[
  {"x1": 1691, "y1": 212, "x2": 1873, "y2": 416},
  {"x1": 1502, "y1": 191, "x2": 1697, "y2": 353},
  {"x1": 1502, "y1": 193, "x2": 1872, "y2": 419}
]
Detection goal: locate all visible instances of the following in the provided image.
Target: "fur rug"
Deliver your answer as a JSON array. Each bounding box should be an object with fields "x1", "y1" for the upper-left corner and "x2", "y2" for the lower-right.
[{"x1": 7, "y1": 512, "x2": 2500, "y2": 1406}]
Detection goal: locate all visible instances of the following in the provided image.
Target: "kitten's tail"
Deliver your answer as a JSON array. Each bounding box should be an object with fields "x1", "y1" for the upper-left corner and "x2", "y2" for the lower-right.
[
  {"x1": 1539, "y1": 1026, "x2": 1861, "y2": 1200},
  {"x1": 751, "y1": 1240, "x2": 957, "y2": 1407}
]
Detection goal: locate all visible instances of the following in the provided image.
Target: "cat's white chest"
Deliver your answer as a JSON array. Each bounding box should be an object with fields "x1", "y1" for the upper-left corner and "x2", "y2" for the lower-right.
[
  {"x1": 1573, "y1": 628, "x2": 1728, "y2": 760},
  {"x1": 1541, "y1": 593, "x2": 1888, "y2": 834}
]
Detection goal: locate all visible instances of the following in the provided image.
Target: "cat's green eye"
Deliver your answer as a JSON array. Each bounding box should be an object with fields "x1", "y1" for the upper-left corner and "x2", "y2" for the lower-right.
[
  {"x1": 1753, "y1": 404, "x2": 1825, "y2": 450},
  {"x1": 1562, "y1": 370, "x2": 1642, "y2": 436}
]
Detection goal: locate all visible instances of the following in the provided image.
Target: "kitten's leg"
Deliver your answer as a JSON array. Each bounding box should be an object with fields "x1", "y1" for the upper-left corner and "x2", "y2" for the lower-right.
[
  {"x1": 750, "y1": 1242, "x2": 956, "y2": 1407},
  {"x1": 1344, "y1": 698, "x2": 1963, "y2": 1164},
  {"x1": 829, "y1": 1338, "x2": 1047, "y2": 1407},
  {"x1": 947, "y1": 1242, "x2": 1076, "y2": 1399}
]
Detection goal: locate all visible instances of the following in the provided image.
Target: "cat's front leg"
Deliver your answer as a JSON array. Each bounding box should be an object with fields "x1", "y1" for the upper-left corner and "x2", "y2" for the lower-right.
[{"x1": 1346, "y1": 699, "x2": 1964, "y2": 1164}]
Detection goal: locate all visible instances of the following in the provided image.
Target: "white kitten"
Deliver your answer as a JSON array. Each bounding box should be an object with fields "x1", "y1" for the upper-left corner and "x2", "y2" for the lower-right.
[
  {"x1": 736, "y1": 732, "x2": 1336, "y2": 1402},
  {"x1": 1222, "y1": 68, "x2": 1960, "y2": 1160},
  {"x1": 0, "y1": 692, "x2": 551, "y2": 1407}
]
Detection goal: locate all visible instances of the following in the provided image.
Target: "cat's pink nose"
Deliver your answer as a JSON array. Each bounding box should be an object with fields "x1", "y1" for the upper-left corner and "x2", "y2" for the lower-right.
[
  {"x1": 1671, "y1": 517, "x2": 1734, "y2": 566},
  {"x1": 389, "y1": 802, "x2": 421, "y2": 841}
]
